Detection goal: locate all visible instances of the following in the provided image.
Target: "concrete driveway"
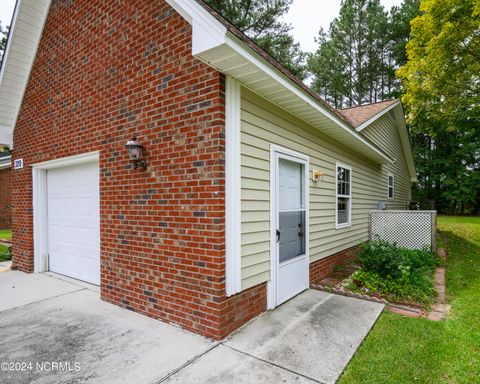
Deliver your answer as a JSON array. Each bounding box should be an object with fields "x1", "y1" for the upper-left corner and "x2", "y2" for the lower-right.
[{"x1": 0, "y1": 271, "x2": 383, "y2": 384}]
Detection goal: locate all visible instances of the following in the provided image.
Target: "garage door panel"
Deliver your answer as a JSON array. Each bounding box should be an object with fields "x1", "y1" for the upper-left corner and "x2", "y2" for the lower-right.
[
  {"x1": 47, "y1": 161, "x2": 100, "y2": 285},
  {"x1": 79, "y1": 197, "x2": 97, "y2": 217}
]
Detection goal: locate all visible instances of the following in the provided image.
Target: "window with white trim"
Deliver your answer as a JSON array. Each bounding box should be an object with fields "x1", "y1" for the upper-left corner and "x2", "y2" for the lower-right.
[
  {"x1": 336, "y1": 164, "x2": 351, "y2": 227},
  {"x1": 388, "y1": 174, "x2": 394, "y2": 199}
]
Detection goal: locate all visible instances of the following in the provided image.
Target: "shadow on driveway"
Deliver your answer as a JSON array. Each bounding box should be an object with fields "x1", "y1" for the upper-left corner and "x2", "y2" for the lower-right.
[{"x1": 0, "y1": 272, "x2": 383, "y2": 384}]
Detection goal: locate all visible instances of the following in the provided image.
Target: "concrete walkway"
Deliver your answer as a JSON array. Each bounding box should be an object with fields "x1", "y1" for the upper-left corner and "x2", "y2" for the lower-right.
[{"x1": 0, "y1": 271, "x2": 383, "y2": 384}]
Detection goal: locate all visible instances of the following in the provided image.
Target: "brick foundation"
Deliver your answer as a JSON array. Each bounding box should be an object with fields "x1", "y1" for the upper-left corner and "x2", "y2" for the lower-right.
[
  {"x1": 0, "y1": 167, "x2": 11, "y2": 230},
  {"x1": 309, "y1": 246, "x2": 360, "y2": 284}
]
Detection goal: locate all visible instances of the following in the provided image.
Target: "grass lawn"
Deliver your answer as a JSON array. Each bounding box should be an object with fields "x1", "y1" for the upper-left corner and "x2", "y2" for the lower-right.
[
  {"x1": 0, "y1": 229, "x2": 11, "y2": 262},
  {"x1": 339, "y1": 216, "x2": 480, "y2": 384}
]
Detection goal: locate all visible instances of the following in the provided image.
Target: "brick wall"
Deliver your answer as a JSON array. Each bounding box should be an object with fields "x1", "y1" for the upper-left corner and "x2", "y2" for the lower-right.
[
  {"x1": 309, "y1": 246, "x2": 359, "y2": 284},
  {"x1": 11, "y1": 0, "x2": 266, "y2": 339},
  {"x1": 0, "y1": 167, "x2": 11, "y2": 229}
]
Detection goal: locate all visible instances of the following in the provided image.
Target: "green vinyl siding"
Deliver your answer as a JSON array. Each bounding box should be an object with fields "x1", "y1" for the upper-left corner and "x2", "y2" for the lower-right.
[
  {"x1": 360, "y1": 111, "x2": 412, "y2": 206},
  {"x1": 240, "y1": 87, "x2": 412, "y2": 290}
]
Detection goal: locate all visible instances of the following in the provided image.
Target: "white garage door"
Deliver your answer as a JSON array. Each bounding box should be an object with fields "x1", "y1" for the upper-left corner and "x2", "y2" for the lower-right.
[{"x1": 47, "y1": 162, "x2": 100, "y2": 285}]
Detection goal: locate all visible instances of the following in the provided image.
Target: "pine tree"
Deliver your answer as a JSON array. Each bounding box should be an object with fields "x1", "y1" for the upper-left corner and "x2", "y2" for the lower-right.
[
  {"x1": 204, "y1": 0, "x2": 306, "y2": 79},
  {"x1": 0, "y1": 23, "x2": 8, "y2": 68}
]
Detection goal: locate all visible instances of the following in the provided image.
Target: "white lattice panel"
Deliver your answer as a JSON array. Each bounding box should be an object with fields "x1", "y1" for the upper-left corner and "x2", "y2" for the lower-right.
[{"x1": 370, "y1": 210, "x2": 436, "y2": 251}]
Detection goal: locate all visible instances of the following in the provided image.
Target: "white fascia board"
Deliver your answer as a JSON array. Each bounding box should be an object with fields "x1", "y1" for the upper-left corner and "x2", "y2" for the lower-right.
[
  {"x1": 223, "y1": 34, "x2": 393, "y2": 165},
  {"x1": 355, "y1": 100, "x2": 401, "y2": 132},
  {"x1": 165, "y1": 0, "x2": 227, "y2": 55}
]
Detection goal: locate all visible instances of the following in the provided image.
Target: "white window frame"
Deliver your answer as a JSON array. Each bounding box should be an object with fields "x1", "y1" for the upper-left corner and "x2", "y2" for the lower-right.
[
  {"x1": 335, "y1": 162, "x2": 352, "y2": 229},
  {"x1": 388, "y1": 173, "x2": 394, "y2": 199}
]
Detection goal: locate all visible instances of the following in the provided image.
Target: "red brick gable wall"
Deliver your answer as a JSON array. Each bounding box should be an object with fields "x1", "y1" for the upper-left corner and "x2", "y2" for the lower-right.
[
  {"x1": 11, "y1": 0, "x2": 265, "y2": 339},
  {"x1": 0, "y1": 167, "x2": 11, "y2": 229}
]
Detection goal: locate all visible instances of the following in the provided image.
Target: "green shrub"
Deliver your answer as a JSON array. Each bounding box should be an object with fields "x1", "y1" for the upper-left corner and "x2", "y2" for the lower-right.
[
  {"x1": 347, "y1": 269, "x2": 438, "y2": 305},
  {"x1": 347, "y1": 240, "x2": 441, "y2": 305},
  {"x1": 0, "y1": 244, "x2": 11, "y2": 262},
  {"x1": 358, "y1": 239, "x2": 439, "y2": 279}
]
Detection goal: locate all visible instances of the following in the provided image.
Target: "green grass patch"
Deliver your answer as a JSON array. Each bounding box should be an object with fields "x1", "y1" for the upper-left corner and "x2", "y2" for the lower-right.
[
  {"x1": 0, "y1": 229, "x2": 11, "y2": 261},
  {"x1": 344, "y1": 240, "x2": 440, "y2": 305},
  {"x1": 0, "y1": 229, "x2": 11, "y2": 240},
  {"x1": 339, "y1": 216, "x2": 480, "y2": 384}
]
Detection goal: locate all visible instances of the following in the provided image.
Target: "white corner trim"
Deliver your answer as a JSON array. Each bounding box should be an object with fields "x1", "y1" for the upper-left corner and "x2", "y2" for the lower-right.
[
  {"x1": 33, "y1": 151, "x2": 99, "y2": 273},
  {"x1": 225, "y1": 77, "x2": 242, "y2": 296},
  {"x1": 335, "y1": 161, "x2": 352, "y2": 229},
  {"x1": 268, "y1": 146, "x2": 276, "y2": 310},
  {"x1": 355, "y1": 100, "x2": 401, "y2": 132}
]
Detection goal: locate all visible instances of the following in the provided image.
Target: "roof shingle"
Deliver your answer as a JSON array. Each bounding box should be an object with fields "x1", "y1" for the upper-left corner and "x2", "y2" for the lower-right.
[{"x1": 338, "y1": 100, "x2": 399, "y2": 129}]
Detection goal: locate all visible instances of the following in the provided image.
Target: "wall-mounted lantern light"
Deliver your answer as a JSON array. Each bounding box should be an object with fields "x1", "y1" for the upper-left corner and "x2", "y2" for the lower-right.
[
  {"x1": 125, "y1": 136, "x2": 146, "y2": 170},
  {"x1": 312, "y1": 170, "x2": 324, "y2": 182}
]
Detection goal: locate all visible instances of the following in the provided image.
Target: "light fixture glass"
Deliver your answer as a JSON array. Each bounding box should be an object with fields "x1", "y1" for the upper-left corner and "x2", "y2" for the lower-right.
[{"x1": 125, "y1": 136, "x2": 146, "y2": 170}]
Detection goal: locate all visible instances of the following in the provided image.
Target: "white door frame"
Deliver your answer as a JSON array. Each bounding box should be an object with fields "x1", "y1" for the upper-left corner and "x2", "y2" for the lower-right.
[
  {"x1": 32, "y1": 151, "x2": 100, "y2": 273},
  {"x1": 268, "y1": 144, "x2": 309, "y2": 309}
]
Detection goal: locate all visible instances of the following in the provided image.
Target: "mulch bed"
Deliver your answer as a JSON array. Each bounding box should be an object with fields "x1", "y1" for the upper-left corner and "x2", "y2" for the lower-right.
[{"x1": 312, "y1": 247, "x2": 449, "y2": 321}]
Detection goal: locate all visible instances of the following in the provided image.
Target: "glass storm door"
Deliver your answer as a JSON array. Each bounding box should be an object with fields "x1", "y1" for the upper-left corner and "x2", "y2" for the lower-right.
[{"x1": 274, "y1": 152, "x2": 309, "y2": 305}]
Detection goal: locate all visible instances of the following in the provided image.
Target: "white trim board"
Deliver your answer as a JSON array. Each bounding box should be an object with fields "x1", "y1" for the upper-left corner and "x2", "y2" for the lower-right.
[
  {"x1": 225, "y1": 77, "x2": 242, "y2": 296},
  {"x1": 32, "y1": 151, "x2": 99, "y2": 273}
]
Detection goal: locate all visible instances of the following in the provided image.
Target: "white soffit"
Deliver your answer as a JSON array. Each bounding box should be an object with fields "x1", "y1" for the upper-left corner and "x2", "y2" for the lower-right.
[
  {"x1": 167, "y1": 0, "x2": 392, "y2": 165},
  {"x1": 0, "y1": 0, "x2": 51, "y2": 147},
  {"x1": 0, "y1": 155, "x2": 11, "y2": 170}
]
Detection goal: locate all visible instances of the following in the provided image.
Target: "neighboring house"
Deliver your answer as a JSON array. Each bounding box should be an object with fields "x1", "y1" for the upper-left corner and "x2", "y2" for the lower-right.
[
  {"x1": 0, "y1": 153, "x2": 11, "y2": 229},
  {"x1": 0, "y1": 0, "x2": 416, "y2": 339}
]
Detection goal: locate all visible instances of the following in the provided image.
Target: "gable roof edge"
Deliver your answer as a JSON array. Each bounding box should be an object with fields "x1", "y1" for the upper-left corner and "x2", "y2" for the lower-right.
[
  {"x1": 355, "y1": 100, "x2": 401, "y2": 132},
  {"x1": 0, "y1": 0, "x2": 51, "y2": 147},
  {"x1": 167, "y1": 0, "x2": 393, "y2": 165}
]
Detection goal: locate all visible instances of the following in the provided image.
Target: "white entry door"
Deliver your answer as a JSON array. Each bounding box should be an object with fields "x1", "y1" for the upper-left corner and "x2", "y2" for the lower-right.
[
  {"x1": 47, "y1": 162, "x2": 100, "y2": 285},
  {"x1": 273, "y1": 149, "x2": 309, "y2": 305}
]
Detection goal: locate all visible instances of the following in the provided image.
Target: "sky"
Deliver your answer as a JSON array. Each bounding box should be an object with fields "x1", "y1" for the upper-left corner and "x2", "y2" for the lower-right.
[
  {"x1": 0, "y1": 0, "x2": 15, "y2": 29},
  {"x1": 283, "y1": 0, "x2": 403, "y2": 53},
  {"x1": 0, "y1": 0, "x2": 403, "y2": 52}
]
